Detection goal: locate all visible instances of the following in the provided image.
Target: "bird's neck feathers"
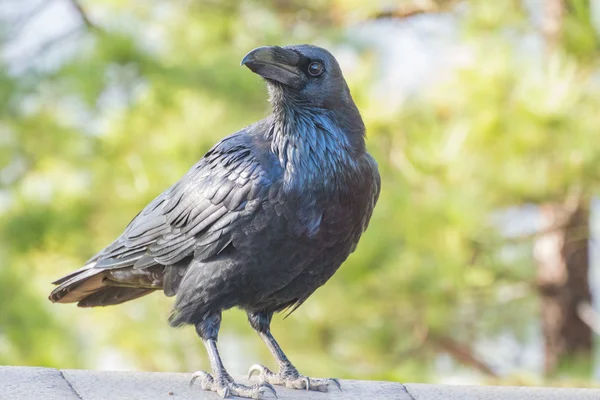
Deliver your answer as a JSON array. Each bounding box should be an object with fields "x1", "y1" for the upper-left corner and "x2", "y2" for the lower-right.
[{"x1": 268, "y1": 102, "x2": 366, "y2": 191}]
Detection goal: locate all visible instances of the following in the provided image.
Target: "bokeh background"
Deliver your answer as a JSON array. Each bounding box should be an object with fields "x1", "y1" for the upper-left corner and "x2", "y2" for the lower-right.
[{"x1": 2, "y1": 0, "x2": 600, "y2": 388}]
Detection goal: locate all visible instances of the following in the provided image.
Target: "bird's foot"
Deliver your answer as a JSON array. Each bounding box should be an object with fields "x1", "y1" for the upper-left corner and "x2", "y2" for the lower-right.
[
  {"x1": 248, "y1": 364, "x2": 341, "y2": 392},
  {"x1": 190, "y1": 370, "x2": 277, "y2": 399}
]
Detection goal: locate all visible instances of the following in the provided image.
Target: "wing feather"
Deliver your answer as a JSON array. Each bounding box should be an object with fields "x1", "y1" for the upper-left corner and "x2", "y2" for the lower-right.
[{"x1": 87, "y1": 132, "x2": 272, "y2": 274}]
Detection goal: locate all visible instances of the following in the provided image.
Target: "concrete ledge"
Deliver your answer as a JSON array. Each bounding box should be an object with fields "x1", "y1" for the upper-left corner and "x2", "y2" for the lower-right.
[
  {"x1": 2, "y1": 366, "x2": 600, "y2": 400},
  {"x1": 0, "y1": 367, "x2": 80, "y2": 400}
]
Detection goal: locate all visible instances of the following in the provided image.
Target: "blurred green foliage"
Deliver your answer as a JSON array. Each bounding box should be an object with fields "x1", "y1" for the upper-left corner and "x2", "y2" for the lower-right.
[{"x1": 1, "y1": 0, "x2": 600, "y2": 386}]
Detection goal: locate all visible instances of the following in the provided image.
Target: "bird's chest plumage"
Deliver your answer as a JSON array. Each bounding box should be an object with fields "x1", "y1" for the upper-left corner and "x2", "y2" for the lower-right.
[
  {"x1": 227, "y1": 115, "x2": 379, "y2": 311},
  {"x1": 290, "y1": 185, "x2": 365, "y2": 244},
  {"x1": 240, "y1": 154, "x2": 377, "y2": 311}
]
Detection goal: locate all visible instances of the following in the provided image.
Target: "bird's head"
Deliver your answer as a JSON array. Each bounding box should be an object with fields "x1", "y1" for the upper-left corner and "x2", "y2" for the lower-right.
[{"x1": 241, "y1": 44, "x2": 355, "y2": 112}]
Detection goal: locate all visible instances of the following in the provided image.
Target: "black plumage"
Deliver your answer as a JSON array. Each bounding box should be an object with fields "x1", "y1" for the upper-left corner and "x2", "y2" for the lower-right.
[{"x1": 50, "y1": 44, "x2": 380, "y2": 399}]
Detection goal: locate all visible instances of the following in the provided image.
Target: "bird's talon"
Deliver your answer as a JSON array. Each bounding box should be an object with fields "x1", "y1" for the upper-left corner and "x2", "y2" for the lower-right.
[
  {"x1": 248, "y1": 364, "x2": 277, "y2": 383},
  {"x1": 248, "y1": 367, "x2": 258, "y2": 380},
  {"x1": 189, "y1": 370, "x2": 211, "y2": 388},
  {"x1": 331, "y1": 378, "x2": 342, "y2": 391},
  {"x1": 303, "y1": 376, "x2": 310, "y2": 391},
  {"x1": 219, "y1": 386, "x2": 230, "y2": 398},
  {"x1": 258, "y1": 383, "x2": 278, "y2": 399},
  {"x1": 249, "y1": 366, "x2": 341, "y2": 393},
  {"x1": 248, "y1": 364, "x2": 270, "y2": 380},
  {"x1": 190, "y1": 372, "x2": 277, "y2": 399}
]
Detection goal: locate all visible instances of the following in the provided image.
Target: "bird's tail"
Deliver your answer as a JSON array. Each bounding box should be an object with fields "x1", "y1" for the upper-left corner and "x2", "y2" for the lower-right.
[{"x1": 49, "y1": 262, "x2": 159, "y2": 307}]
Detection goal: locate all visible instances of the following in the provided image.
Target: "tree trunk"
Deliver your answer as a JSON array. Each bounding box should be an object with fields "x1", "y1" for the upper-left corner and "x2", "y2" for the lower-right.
[
  {"x1": 534, "y1": 200, "x2": 592, "y2": 376},
  {"x1": 539, "y1": 0, "x2": 564, "y2": 52}
]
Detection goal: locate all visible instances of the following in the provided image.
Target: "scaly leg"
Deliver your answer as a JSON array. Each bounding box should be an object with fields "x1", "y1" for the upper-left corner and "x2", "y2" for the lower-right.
[
  {"x1": 247, "y1": 311, "x2": 341, "y2": 392},
  {"x1": 190, "y1": 313, "x2": 277, "y2": 399}
]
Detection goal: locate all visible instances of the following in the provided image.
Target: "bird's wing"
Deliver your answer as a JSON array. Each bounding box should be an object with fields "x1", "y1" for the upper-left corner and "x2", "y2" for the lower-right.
[{"x1": 85, "y1": 131, "x2": 273, "y2": 277}]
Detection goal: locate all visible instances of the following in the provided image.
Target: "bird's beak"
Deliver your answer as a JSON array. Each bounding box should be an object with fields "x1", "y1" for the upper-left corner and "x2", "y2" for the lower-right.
[{"x1": 241, "y1": 46, "x2": 302, "y2": 88}]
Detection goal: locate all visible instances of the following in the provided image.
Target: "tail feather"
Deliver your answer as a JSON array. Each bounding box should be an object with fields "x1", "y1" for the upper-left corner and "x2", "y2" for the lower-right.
[
  {"x1": 51, "y1": 263, "x2": 97, "y2": 286},
  {"x1": 49, "y1": 268, "x2": 106, "y2": 304},
  {"x1": 49, "y1": 263, "x2": 161, "y2": 306},
  {"x1": 77, "y1": 287, "x2": 156, "y2": 307},
  {"x1": 50, "y1": 251, "x2": 191, "y2": 307}
]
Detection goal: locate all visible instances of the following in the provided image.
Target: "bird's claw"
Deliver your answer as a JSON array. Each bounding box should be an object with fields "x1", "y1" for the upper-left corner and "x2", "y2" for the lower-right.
[
  {"x1": 190, "y1": 370, "x2": 277, "y2": 399},
  {"x1": 247, "y1": 364, "x2": 341, "y2": 392},
  {"x1": 189, "y1": 370, "x2": 210, "y2": 388},
  {"x1": 330, "y1": 378, "x2": 342, "y2": 391},
  {"x1": 248, "y1": 364, "x2": 275, "y2": 380},
  {"x1": 248, "y1": 364, "x2": 267, "y2": 380},
  {"x1": 301, "y1": 376, "x2": 310, "y2": 391},
  {"x1": 258, "y1": 382, "x2": 278, "y2": 399},
  {"x1": 298, "y1": 377, "x2": 341, "y2": 392}
]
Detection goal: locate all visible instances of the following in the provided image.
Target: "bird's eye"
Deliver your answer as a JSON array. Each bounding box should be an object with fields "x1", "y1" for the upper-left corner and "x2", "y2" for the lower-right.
[{"x1": 307, "y1": 62, "x2": 324, "y2": 77}]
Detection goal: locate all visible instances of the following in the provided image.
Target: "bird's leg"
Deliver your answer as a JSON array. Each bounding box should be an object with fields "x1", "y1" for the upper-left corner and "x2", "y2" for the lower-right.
[
  {"x1": 247, "y1": 311, "x2": 341, "y2": 392},
  {"x1": 190, "y1": 312, "x2": 277, "y2": 399}
]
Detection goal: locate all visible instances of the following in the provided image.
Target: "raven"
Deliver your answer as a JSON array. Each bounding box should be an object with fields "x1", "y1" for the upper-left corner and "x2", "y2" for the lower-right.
[{"x1": 50, "y1": 44, "x2": 380, "y2": 399}]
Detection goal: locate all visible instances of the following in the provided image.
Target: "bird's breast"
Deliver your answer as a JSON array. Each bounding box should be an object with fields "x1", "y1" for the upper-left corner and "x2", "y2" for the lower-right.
[{"x1": 284, "y1": 155, "x2": 377, "y2": 244}]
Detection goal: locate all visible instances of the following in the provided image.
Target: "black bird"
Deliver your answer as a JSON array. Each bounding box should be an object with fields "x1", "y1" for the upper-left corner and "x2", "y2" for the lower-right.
[{"x1": 50, "y1": 44, "x2": 380, "y2": 399}]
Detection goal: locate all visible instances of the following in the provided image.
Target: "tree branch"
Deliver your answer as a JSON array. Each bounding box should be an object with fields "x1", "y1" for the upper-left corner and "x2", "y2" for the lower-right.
[
  {"x1": 67, "y1": 0, "x2": 99, "y2": 30},
  {"x1": 368, "y1": 0, "x2": 461, "y2": 20},
  {"x1": 429, "y1": 334, "x2": 498, "y2": 377}
]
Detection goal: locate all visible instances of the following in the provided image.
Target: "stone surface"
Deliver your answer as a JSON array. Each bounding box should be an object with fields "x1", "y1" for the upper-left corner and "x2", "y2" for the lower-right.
[
  {"x1": 2, "y1": 367, "x2": 600, "y2": 400},
  {"x1": 404, "y1": 383, "x2": 600, "y2": 400},
  {"x1": 60, "y1": 369, "x2": 412, "y2": 399},
  {"x1": 0, "y1": 366, "x2": 80, "y2": 400}
]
